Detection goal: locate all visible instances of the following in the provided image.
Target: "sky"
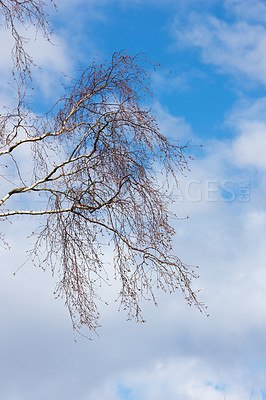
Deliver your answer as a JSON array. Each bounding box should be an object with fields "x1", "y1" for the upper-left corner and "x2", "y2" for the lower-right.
[{"x1": 0, "y1": 0, "x2": 266, "y2": 399}]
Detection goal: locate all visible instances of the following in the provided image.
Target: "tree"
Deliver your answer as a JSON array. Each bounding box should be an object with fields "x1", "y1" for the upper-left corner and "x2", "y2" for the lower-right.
[{"x1": 0, "y1": 0, "x2": 205, "y2": 336}]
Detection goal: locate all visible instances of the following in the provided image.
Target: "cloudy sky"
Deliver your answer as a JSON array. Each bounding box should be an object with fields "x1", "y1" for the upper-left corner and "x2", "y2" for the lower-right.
[{"x1": 1, "y1": 0, "x2": 266, "y2": 399}]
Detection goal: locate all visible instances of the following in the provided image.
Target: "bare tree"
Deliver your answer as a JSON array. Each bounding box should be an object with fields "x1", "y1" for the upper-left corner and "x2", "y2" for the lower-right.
[{"x1": 0, "y1": 1, "x2": 206, "y2": 336}]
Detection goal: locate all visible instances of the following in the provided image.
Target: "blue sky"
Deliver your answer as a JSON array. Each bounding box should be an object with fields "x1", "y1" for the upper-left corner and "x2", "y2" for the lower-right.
[{"x1": 1, "y1": 0, "x2": 266, "y2": 399}]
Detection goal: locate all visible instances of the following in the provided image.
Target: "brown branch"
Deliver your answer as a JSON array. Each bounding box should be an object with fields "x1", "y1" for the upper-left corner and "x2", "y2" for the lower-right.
[{"x1": 0, "y1": 50, "x2": 204, "y2": 336}]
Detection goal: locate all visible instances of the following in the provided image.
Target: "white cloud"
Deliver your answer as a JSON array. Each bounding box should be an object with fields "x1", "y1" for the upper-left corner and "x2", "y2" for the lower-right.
[
  {"x1": 1, "y1": 103, "x2": 266, "y2": 399},
  {"x1": 85, "y1": 356, "x2": 265, "y2": 400},
  {"x1": 154, "y1": 103, "x2": 195, "y2": 141},
  {"x1": 227, "y1": 97, "x2": 266, "y2": 169},
  {"x1": 152, "y1": 68, "x2": 206, "y2": 95},
  {"x1": 224, "y1": 0, "x2": 266, "y2": 23},
  {"x1": 232, "y1": 122, "x2": 266, "y2": 169},
  {"x1": 172, "y1": 12, "x2": 266, "y2": 84}
]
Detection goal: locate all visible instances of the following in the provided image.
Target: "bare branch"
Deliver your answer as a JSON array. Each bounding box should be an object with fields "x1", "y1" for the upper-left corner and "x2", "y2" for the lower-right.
[
  {"x1": 0, "y1": 0, "x2": 56, "y2": 82},
  {"x1": 0, "y1": 50, "x2": 206, "y2": 336}
]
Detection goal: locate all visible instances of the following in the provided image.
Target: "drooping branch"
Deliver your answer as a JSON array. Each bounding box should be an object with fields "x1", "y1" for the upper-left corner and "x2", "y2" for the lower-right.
[
  {"x1": 0, "y1": 51, "x2": 206, "y2": 336},
  {"x1": 0, "y1": 0, "x2": 56, "y2": 82}
]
